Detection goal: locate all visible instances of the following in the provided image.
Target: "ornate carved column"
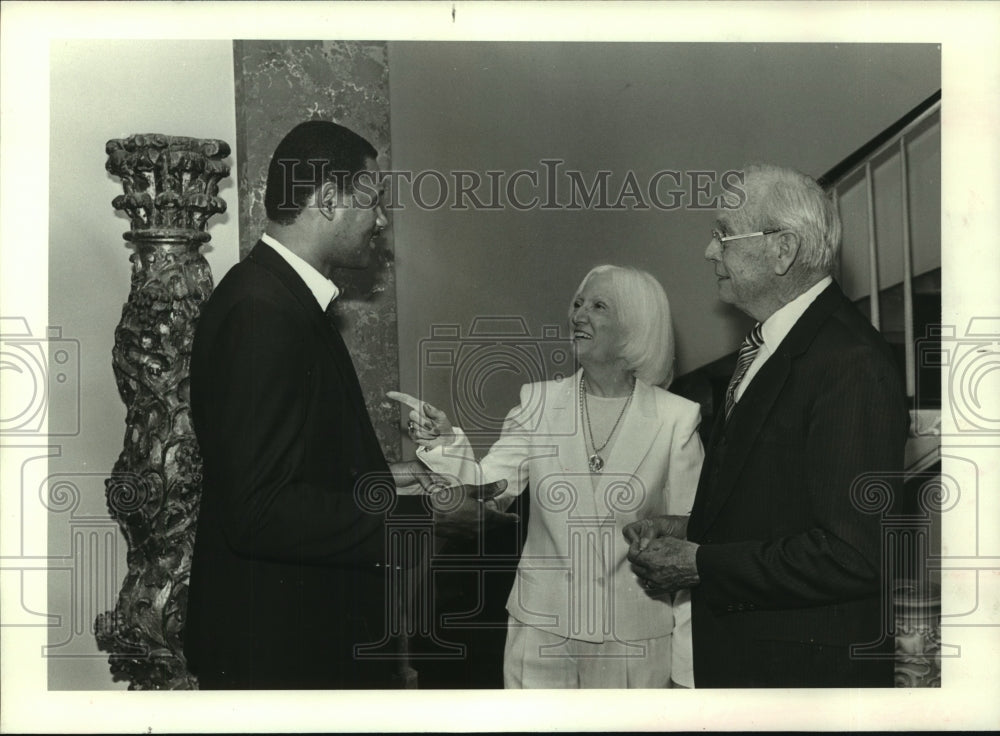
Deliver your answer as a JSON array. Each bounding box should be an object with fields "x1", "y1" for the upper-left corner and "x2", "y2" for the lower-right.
[{"x1": 94, "y1": 134, "x2": 230, "y2": 689}]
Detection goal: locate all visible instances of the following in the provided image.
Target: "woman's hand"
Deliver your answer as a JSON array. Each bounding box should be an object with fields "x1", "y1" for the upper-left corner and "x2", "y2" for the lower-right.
[
  {"x1": 407, "y1": 402, "x2": 454, "y2": 447},
  {"x1": 387, "y1": 391, "x2": 455, "y2": 448}
]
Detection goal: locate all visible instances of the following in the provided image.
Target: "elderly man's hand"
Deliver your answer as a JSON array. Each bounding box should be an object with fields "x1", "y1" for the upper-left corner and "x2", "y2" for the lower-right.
[
  {"x1": 627, "y1": 534, "x2": 700, "y2": 596},
  {"x1": 622, "y1": 515, "x2": 689, "y2": 552},
  {"x1": 430, "y1": 479, "x2": 518, "y2": 541}
]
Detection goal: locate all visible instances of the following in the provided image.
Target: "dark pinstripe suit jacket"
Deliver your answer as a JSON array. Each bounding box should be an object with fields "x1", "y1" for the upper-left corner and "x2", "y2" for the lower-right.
[
  {"x1": 687, "y1": 281, "x2": 909, "y2": 687},
  {"x1": 184, "y1": 241, "x2": 401, "y2": 688}
]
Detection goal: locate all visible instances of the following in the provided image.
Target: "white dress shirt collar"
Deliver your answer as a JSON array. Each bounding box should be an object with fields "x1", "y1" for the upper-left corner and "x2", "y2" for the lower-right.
[
  {"x1": 734, "y1": 275, "x2": 832, "y2": 403},
  {"x1": 261, "y1": 233, "x2": 340, "y2": 309},
  {"x1": 759, "y1": 275, "x2": 833, "y2": 352}
]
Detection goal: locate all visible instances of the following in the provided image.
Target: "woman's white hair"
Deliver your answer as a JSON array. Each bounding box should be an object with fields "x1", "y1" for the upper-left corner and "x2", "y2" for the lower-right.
[{"x1": 569, "y1": 265, "x2": 676, "y2": 387}]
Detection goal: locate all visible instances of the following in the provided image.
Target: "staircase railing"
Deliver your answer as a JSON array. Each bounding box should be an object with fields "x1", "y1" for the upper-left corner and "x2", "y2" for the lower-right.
[{"x1": 819, "y1": 90, "x2": 942, "y2": 402}]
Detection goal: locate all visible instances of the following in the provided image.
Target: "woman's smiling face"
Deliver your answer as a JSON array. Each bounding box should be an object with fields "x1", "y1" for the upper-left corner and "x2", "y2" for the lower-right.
[{"x1": 569, "y1": 271, "x2": 624, "y2": 367}]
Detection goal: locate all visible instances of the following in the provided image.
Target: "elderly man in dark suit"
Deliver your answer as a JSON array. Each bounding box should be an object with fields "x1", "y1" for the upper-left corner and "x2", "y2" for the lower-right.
[
  {"x1": 626, "y1": 163, "x2": 909, "y2": 687},
  {"x1": 184, "y1": 121, "x2": 508, "y2": 689}
]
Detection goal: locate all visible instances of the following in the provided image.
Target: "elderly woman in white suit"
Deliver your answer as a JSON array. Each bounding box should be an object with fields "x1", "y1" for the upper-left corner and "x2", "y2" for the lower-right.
[{"x1": 409, "y1": 265, "x2": 704, "y2": 688}]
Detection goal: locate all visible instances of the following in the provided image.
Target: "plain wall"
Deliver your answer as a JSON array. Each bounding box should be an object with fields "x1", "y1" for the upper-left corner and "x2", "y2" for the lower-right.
[
  {"x1": 388, "y1": 42, "x2": 941, "y2": 449},
  {"x1": 47, "y1": 39, "x2": 239, "y2": 690}
]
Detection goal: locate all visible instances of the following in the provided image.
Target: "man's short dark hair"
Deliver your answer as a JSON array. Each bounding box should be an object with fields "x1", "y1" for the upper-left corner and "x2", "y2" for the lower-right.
[{"x1": 264, "y1": 120, "x2": 378, "y2": 225}]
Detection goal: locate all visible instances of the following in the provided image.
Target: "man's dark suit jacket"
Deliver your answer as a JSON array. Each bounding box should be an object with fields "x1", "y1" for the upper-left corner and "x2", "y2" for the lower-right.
[
  {"x1": 687, "y1": 281, "x2": 909, "y2": 687},
  {"x1": 184, "y1": 241, "x2": 400, "y2": 689}
]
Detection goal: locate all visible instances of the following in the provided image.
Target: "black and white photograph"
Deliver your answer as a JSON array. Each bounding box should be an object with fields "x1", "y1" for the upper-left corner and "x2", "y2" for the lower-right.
[{"x1": 1, "y1": 1, "x2": 998, "y2": 732}]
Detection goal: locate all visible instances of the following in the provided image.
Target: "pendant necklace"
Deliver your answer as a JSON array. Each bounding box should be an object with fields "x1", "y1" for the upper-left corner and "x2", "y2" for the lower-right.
[{"x1": 580, "y1": 374, "x2": 635, "y2": 473}]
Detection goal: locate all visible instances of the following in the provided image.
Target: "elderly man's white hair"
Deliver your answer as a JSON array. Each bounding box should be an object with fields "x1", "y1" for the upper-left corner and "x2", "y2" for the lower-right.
[{"x1": 736, "y1": 163, "x2": 842, "y2": 275}]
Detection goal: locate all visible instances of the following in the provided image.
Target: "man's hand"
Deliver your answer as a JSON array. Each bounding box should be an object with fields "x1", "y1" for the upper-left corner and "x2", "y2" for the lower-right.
[
  {"x1": 388, "y1": 461, "x2": 517, "y2": 539},
  {"x1": 389, "y1": 459, "x2": 447, "y2": 494},
  {"x1": 627, "y1": 534, "x2": 700, "y2": 596},
  {"x1": 430, "y1": 479, "x2": 518, "y2": 541},
  {"x1": 622, "y1": 515, "x2": 689, "y2": 553}
]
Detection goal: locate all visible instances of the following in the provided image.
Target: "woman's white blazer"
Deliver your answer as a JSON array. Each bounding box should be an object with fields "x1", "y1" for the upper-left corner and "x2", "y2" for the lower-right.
[{"x1": 418, "y1": 369, "x2": 704, "y2": 643}]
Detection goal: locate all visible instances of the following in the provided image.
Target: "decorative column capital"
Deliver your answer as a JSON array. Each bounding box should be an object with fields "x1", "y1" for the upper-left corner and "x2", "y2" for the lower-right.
[{"x1": 106, "y1": 134, "x2": 231, "y2": 243}]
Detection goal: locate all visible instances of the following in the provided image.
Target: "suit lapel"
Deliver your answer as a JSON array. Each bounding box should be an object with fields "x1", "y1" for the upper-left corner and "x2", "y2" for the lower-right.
[
  {"x1": 695, "y1": 281, "x2": 846, "y2": 532},
  {"x1": 249, "y1": 241, "x2": 380, "y2": 451},
  {"x1": 601, "y1": 379, "x2": 662, "y2": 483},
  {"x1": 548, "y1": 370, "x2": 592, "y2": 482},
  {"x1": 697, "y1": 350, "x2": 793, "y2": 529},
  {"x1": 248, "y1": 241, "x2": 331, "y2": 332},
  {"x1": 595, "y1": 380, "x2": 662, "y2": 527},
  {"x1": 554, "y1": 372, "x2": 663, "y2": 520}
]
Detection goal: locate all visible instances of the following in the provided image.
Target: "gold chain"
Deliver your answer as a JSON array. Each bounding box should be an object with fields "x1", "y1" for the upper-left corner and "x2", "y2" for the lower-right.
[{"x1": 580, "y1": 374, "x2": 634, "y2": 472}]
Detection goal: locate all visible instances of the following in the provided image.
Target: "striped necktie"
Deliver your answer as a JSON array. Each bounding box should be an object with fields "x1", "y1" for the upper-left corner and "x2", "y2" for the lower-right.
[{"x1": 724, "y1": 323, "x2": 764, "y2": 422}]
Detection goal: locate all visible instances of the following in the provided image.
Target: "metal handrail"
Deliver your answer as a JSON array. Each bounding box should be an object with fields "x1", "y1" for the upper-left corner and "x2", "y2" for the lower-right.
[
  {"x1": 822, "y1": 92, "x2": 941, "y2": 400},
  {"x1": 818, "y1": 91, "x2": 941, "y2": 190}
]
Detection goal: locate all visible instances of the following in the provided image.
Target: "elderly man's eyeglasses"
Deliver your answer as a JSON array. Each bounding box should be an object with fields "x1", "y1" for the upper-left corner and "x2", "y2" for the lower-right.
[{"x1": 711, "y1": 228, "x2": 782, "y2": 246}]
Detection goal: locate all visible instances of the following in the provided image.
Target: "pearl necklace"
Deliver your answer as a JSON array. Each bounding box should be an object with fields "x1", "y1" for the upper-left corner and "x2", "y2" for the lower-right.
[{"x1": 580, "y1": 374, "x2": 635, "y2": 473}]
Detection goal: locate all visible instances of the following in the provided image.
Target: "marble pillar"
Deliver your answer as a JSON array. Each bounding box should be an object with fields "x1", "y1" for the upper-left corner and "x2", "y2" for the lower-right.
[{"x1": 233, "y1": 40, "x2": 400, "y2": 460}]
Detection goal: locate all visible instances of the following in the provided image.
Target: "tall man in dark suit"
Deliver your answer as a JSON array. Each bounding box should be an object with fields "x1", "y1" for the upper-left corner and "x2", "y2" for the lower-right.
[
  {"x1": 185, "y1": 121, "x2": 506, "y2": 689},
  {"x1": 626, "y1": 163, "x2": 909, "y2": 687}
]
